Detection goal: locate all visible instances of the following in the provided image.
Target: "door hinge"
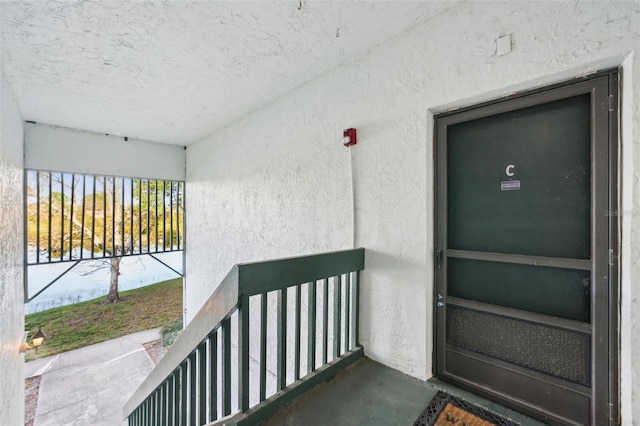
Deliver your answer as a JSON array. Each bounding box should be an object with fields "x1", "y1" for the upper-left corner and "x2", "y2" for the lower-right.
[
  {"x1": 609, "y1": 248, "x2": 614, "y2": 266},
  {"x1": 609, "y1": 95, "x2": 615, "y2": 112}
]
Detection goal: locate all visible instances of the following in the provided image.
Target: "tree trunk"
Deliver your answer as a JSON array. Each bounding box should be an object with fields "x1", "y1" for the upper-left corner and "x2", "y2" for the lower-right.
[{"x1": 106, "y1": 256, "x2": 121, "y2": 303}]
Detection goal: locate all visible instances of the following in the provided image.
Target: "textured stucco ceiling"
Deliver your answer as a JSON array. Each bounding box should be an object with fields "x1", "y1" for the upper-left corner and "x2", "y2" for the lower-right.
[{"x1": 1, "y1": 1, "x2": 455, "y2": 145}]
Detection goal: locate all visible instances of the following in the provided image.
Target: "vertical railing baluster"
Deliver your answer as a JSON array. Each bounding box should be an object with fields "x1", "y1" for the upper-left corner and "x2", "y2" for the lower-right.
[
  {"x1": 68, "y1": 174, "x2": 75, "y2": 261},
  {"x1": 176, "y1": 183, "x2": 181, "y2": 250},
  {"x1": 167, "y1": 374, "x2": 174, "y2": 426},
  {"x1": 154, "y1": 180, "x2": 159, "y2": 252},
  {"x1": 158, "y1": 382, "x2": 167, "y2": 426},
  {"x1": 147, "y1": 394, "x2": 152, "y2": 426},
  {"x1": 47, "y1": 171, "x2": 52, "y2": 261},
  {"x1": 150, "y1": 391, "x2": 155, "y2": 426},
  {"x1": 209, "y1": 331, "x2": 218, "y2": 421},
  {"x1": 60, "y1": 173, "x2": 64, "y2": 261},
  {"x1": 345, "y1": 273, "x2": 351, "y2": 351},
  {"x1": 169, "y1": 181, "x2": 174, "y2": 249},
  {"x1": 157, "y1": 389, "x2": 162, "y2": 426},
  {"x1": 153, "y1": 389, "x2": 159, "y2": 426},
  {"x1": 121, "y1": 177, "x2": 125, "y2": 254},
  {"x1": 222, "y1": 317, "x2": 232, "y2": 416},
  {"x1": 36, "y1": 171, "x2": 40, "y2": 263},
  {"x1": 102, "y1": 176, "x2": 106, "y2": 257},
  {"x1": 155, "y1": 389, "x2": 160, "y2": 426},
  {"x1": 130, "y1": 177, "x2": 134, "y2": 253},
  {"x1": 333, "y1": 275, "x2": 342, "y2": 358},
  {"x1": 353, "y1": 271, "x2": 359, "y2": 348},
  {"x1": 173, "y1": 371, "x2": 180, "y2": 426},
  {"x1": 166, "y1": 379, "x2": 172, "y2": 426},
  {"x1": 308, "y1": 280, "x2": 317, "y2": 373},
  {"x1": 189, "y1": 352, "x2": 197, "y2": 425},
  {"x1": 162, "y1": 180, "x2": 167, "y2": 252},
  {"x1": 198, "y1": 342, "x2": 207, "y2": 425},
  {"x1": 145, "y1": 395, "x2": 150, "y2": 426},
  {"x1": 158, "y1": 388, "x2": 163, "y2": 426},
  {"x1": 137, "y1": 179, "x2": 142, "y2": 254},
  {"x1": 91, "y1": 176, "x2": 96, "y2": 258},
  {"x1": 277, "y1": 288, "x2": 288, "y2": 390},
  {"x1": 146, "y1": 180, "x2": 150, "y2": 252},
  {"x1": 260, "y1": 293, "x2": 267, "y2": 401},
  {"x1": 294, "y1": 284, "x2": 301, "y2": 380},
  {"x1": 322, "y1": 278, "x2": 329, "y2": 365},
  {"x1": 80, "y1": 175, "x2": 85, "y2": 259},
  {"x1": 180, "y1": 362, "x2": 187, "y2": 426},
  {"x1": 111, "y1": 177, "x2": 116, "y2": 257},
  {"x1": 239, "y1": 297, "x2": 250, "y2": 412}
]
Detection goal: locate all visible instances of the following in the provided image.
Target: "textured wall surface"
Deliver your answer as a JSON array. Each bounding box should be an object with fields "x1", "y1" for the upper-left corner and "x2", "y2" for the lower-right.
[
  {"x1": 25, "y1": 123, "x2": 186, "y2": 181},
  {"x1": 185, "y1": 1, "x2": 640, "y2": 422},
  {"x1": 1, "y1": 1, "x2": 454, "y2": 145},
  {"x1": 0, "y1": 74, "x2": 24, "y2": 425}
]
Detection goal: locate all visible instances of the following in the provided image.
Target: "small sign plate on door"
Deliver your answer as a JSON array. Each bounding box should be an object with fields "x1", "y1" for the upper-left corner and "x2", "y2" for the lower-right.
[{"x1": 501, "y1": 180, "x2": 521, "y2": 191}]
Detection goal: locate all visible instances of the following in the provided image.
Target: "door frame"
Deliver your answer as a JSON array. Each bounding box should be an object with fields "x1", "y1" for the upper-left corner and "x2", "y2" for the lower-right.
[{"x1": 433, "y1": 69, "x2": 619, "y2": 425}]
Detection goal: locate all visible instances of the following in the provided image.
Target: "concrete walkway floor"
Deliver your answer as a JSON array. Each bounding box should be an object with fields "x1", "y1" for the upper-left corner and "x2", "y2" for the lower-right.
[
  {"x1": 25, "y1": 328, "x2": 162, "y2": 426},
  {"x1": 264, "y1": 357, "x2": 547, "y2": 426}
]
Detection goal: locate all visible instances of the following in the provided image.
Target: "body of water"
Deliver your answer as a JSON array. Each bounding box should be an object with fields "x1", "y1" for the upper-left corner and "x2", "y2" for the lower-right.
[{"x1": 25, "y1": 251, "x2": 183, "y2": 314}]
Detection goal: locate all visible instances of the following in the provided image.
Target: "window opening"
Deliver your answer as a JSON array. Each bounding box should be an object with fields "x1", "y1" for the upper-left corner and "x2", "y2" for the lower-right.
[{"x1": 24, "y1": 169, "x2": 185, "y2": 303}]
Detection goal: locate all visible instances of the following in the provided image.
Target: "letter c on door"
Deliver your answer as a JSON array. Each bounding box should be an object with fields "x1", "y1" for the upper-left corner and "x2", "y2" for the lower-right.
[{"x1": 506, "y1": 164, "x2": 515, "y2": 177}]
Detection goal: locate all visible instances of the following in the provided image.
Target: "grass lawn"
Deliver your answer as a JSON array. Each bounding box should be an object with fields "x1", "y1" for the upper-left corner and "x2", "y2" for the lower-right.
[{"x1": 24, "y1": 278, "x2": 183, "y2": 361}]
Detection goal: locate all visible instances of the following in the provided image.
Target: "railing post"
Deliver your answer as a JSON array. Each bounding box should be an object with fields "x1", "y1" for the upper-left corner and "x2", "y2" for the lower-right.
[{"x1": 239, "y1": 295, "x2": 250, "y2": 412}]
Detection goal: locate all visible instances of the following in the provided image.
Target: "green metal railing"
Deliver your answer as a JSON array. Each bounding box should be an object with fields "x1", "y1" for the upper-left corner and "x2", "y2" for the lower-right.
[{"x1": 124, "y1": 248, "x2": 365, "y2": 425}]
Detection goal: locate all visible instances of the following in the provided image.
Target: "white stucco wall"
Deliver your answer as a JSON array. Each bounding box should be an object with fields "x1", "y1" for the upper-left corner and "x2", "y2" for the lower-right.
[
  {"x1": 25, "y1": 123, "x2": 186, "y2": 181},
  {"x1": 0, "y1": 74, "x2": 25, "y2": 425},
  {"x1": 186, "y1": 1, "x2": 640, "y2": 422}
]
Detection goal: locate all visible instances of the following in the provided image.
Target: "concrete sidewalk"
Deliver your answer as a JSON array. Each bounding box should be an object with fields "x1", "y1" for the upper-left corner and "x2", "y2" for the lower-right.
[{"x1": 26, "y1": 328, "x2": 162, "y2": 426}]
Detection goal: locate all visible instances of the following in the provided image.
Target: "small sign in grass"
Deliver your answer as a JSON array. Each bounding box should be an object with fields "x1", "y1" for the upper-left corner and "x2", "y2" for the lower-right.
[{"x1": 24, "y1": 278, "x2": 183, "y2": 361}]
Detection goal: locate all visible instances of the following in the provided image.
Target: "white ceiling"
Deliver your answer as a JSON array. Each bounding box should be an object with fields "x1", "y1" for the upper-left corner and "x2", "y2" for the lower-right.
[{"x1": 1, "y1": 1, "x2": 455, "y2": 145}]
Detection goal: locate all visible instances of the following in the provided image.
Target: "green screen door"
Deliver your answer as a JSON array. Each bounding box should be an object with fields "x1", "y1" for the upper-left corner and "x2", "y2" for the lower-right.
[{"x1": 435, "y1": 72, "x2": 618, "y2": 426}]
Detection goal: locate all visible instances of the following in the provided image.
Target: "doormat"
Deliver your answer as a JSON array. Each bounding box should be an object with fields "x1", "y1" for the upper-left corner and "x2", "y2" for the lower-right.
[{"x1": 413, "y1": 391, "x2": 520, "y2": 426}]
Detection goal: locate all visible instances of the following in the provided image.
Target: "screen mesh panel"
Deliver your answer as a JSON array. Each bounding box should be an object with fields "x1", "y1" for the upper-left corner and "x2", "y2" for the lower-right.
[{"x1": 446, "y1": 305, "x2": 591, "y2": 386}]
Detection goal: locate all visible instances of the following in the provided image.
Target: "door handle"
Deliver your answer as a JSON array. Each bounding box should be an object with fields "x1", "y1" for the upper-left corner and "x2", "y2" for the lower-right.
[{"x1": 436, "y1": 249, "x2": 443, "y2": 270}]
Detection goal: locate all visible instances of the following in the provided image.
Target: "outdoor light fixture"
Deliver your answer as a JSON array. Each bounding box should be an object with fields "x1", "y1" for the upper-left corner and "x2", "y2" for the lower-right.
[{"x1": 20, "y1": 327, "x2": 46, "y2": 353}]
